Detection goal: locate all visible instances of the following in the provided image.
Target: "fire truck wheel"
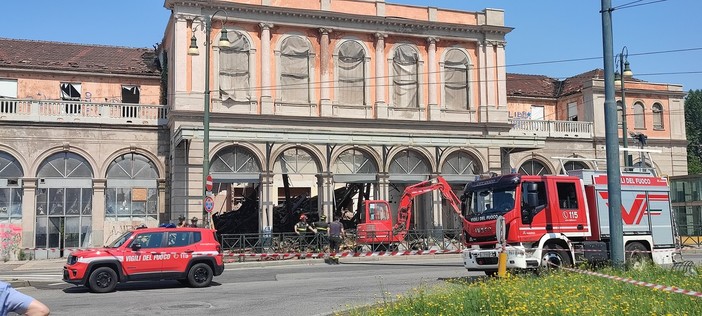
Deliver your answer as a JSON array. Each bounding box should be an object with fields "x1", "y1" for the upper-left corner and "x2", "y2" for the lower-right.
[
  {"x1": 87, "y1": 267, "x2": 118, "y2": 293},
  {"x1": 541, "y1": 244, "x2": 572, "y2": 269},
  {"x1": 485, "y1": 270, "x2": 498, "y2": 277},
  {"x1": 625, "y1": 242, "x2": 651, "y2": 270}
]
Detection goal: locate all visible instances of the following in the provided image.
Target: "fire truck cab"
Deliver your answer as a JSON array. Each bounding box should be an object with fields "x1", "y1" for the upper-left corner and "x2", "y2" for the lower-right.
[{"x1": 461, "y1": 169, "x2": 680, "y2": 274}]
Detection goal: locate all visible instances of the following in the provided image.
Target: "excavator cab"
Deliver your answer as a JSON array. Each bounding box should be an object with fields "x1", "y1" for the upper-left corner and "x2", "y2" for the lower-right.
[{"x1": 357, "y1": 200, "x2": 399, "y2": 244}]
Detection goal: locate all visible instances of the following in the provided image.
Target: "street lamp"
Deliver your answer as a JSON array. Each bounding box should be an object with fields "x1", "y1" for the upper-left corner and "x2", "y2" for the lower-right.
[
  {"x1": 187, "y1": 10, "x2": 231, "y2": 224},
  {"x1": 614, "y1": 46, "x2": 633, "y2": 168}
]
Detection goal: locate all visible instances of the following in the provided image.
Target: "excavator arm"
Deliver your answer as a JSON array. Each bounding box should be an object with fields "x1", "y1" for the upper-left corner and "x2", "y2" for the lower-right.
[{"x1": 391, "y1": 176, "x2": 466, "y2": 236}]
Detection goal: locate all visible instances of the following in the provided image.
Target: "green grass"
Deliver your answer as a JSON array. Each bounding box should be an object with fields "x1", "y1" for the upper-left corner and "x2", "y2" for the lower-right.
[{"x1": 338, "y1": 264, "x2": 702, "y2": 316}]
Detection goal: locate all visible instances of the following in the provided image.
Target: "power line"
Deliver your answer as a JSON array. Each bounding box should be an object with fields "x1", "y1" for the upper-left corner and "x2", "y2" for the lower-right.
[{"x1": 613, "y1": 0, "x2": 669, "y2": 10}]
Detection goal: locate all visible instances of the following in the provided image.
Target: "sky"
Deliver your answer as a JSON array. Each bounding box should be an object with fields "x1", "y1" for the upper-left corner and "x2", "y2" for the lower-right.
[{"x1": 1, "y1": 0, "x2": 700, "y2": 90}]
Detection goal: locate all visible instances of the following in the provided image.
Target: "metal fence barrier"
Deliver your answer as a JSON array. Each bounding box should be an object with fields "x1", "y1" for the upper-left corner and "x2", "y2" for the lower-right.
[{"x1": 219, "y1": 228, "x2": 464, "y2": 259}]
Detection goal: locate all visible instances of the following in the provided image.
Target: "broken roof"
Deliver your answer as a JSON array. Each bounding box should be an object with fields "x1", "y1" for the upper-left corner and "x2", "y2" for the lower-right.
[{"x1": 0, "y1": 38, "x2": 159, "y2": 77}]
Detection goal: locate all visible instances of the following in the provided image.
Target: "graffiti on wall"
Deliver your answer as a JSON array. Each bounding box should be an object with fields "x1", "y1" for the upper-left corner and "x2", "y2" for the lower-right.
[{"x1": 0, "y1": 223, "x2": 22, "y2": 261}]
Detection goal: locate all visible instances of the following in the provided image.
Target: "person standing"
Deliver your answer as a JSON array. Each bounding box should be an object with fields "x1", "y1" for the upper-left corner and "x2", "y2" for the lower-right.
[
  {"x1": 189, "y1": 217, "x2": 199, "y2": 227},
  {"x1": 176, "y1": 216, "x2": 187, "y2": 228},
  {"x1": 1, "y1": 281, "x2": 50, "y2": 316},
  {"x1": 328, "y1": 216, "x2": 345, "y2": 263},
  {"x1": 312, "y1": 214, "x2": 329, "y2": 251}
]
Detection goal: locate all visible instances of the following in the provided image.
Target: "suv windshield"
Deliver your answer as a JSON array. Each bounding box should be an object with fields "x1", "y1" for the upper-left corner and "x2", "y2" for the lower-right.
[
  {"x1": 107, "y1": 231, "x2": 133, "y2": 248},
  {"x1": 467, "y1": 186, "x2": 517, "y2": 216}
]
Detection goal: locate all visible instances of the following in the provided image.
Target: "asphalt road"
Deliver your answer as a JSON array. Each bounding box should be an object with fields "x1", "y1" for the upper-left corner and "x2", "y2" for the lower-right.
[
  {"x1": 2, "y1": 252, "x2": 700, "y2": 316},
  {"x1": 2, "y1": 256, "x2": 475, "y2": 316}
]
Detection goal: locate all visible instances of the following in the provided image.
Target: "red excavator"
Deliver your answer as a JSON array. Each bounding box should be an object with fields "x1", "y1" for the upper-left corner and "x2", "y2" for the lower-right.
[{"x1": 355, "y1": 176, "x2": 469, "y2": 246}]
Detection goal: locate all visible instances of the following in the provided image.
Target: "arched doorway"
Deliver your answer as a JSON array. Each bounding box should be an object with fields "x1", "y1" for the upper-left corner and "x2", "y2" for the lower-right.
[
  {"x1": 272, "y1": 147, "x2": 321, "y2": 233},
  {"x1": 35, "y1": 152, "x2": 93, "y2": 257},
  {"x1": 0, "y1": 151, "x2": 23, "y2": 260},
  {"x1": 210, "y1": 145, "x2": 262, "y2": 234},
  {"x1": 105, "y1": 153, "x2": 159, "y2": 232},
  {"x1": 332, "y1": 148, "x2": 379, "y2": 226},
  {"x1": 441, "y1": 150, "x2": 482, "y2": 230},
  {"x1": 389, "y1": 149, "x2": 431, "y2": 230}
]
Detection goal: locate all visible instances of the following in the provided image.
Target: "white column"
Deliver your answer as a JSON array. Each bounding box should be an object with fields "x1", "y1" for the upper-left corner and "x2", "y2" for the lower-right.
[
  {"x1": 91, "y1": 179, "x2": 106, "y2": 247},
  {"x1": 260, "y1": 23, "x2": 274, "y2": 114},
  {"x1": 485, "y1": 41, "x2": 496, "y2": 108},
  {"x1": 375, "y1": 33, "x2": 388, "y2": 119},
  {"x1": 478, "y1": 40, "x2": 488, "y2": 122},
  {"x1": 20, "y1": 178, "x2": 37, "y2": 249},
  {"x1": 496, "y1": 42, "x2": 507, "y2": 108},
  {"x1": 427, "y1": 37, "x2": 439, "y2": 120},
  {"x1": 319, "y1": 28, "x2": 333, "y2": 116}
]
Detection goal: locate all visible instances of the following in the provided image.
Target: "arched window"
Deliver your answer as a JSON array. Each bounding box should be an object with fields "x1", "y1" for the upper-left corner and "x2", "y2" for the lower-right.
[
  {"x1": 616, "y1": 101, "x2": 623, "y2": 127},
  {"x1": 337, "y1": 41, "x2": 366, "y2": 105},
  {"x1": 518, "y1": 159, "x2": 551, "y2": 176},
  {"x1": 560, "y1": 161, "x2": 589, "y2": 174},
  {"x1": 652, "y1": 103, "x2": 664, "y2": 130},
  {"x1": 443, "y1": 49, "x2": 470, "y2": 110},
  {"x1": 105, "y1": 153, "x2": 159, "y2": 220},
  {"x1": 280, "y1": 36, "x2": 311, "y2": 103},
  {"x1": 392, "y1": 45, "x2": 419, "y2": 108},
  {"x1": 441, "y1": 151, "x2": 481, "y2": 176},
  {"x1": 634, "y1": 102, "x2": 645, "y2": 129},
  {"x1": 219, "y1": 31, "x2": 251, "y2": 101},
  {"x1": 0, "y1": 151, "x2": 23, "y2": 220}
]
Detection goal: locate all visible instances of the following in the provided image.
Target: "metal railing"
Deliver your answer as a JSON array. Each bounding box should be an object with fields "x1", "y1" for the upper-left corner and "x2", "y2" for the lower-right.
[
  {"x1": 0, "y1": 98, "x2": 168, "y2": 125},
  {"x1": 219, "y1": 228, "x2": 465, "y2": 257},
  {"x1": 510, "y1": 119, "x2": 594, "y2": 138}
]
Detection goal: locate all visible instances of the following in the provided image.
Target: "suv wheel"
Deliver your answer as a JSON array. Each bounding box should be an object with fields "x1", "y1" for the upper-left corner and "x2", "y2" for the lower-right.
[
  {"x1": 88, "y1": 267, "x2": 118, "y2": 293},
  {"x1": 187, "y1": 263, "x2": 213, "y2": 288}
]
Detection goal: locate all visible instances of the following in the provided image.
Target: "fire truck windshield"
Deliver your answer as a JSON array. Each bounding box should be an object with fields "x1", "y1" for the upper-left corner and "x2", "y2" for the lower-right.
[{"x1": 467, "y1": 187, "x2": 517, "y2": 216}]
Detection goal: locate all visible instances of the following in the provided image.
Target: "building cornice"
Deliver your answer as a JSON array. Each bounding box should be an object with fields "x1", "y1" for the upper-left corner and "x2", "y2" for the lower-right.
[{"x1": 166, "y1": 0, "x2": 512, "y2": 41}]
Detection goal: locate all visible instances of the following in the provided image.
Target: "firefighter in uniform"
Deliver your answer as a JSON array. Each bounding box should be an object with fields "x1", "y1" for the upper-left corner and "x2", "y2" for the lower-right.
[
  {"x1": 294, "y1": 214, "x2": 316, "y2": 251},
  {"x1": 313, "y1": 214, "x2": 329, "y2": 251}
]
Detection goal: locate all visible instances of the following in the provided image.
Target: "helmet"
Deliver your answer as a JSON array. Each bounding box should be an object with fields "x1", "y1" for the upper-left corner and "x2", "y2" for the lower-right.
[
  {"x1": 300, "y1": 214, "x2": 308, "y2": 220},
  {"x1": 320, "y1": 214, "x2": 327, "y2": 220}
]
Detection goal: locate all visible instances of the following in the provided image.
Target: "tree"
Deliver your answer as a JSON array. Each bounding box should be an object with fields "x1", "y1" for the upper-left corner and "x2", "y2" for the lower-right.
[{"x1": 686, "y1": 90, "x2": 702, "y2": 174}]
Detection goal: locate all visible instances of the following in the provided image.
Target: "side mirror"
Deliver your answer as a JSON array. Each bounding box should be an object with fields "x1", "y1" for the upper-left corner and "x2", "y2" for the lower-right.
[{"x1": 131, "y1": 243, "x2": 142, "y2": 251}]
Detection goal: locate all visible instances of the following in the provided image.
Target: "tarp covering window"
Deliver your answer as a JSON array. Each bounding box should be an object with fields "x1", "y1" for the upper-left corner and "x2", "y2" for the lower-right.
[
  {"x1": 634, "y1": 102, "x2": 645, "y2": 129},
  {"x1": 337, "y1": 41, "x2": 365, "y2": 105},
  {"x1": 443, "y1": 49, "x2": 469, "y2": 110},
  {"x1": 0, "y1": 79, "x2": 18, "y2": 98},
  {"x1": 121, "y1": 85, "x2": 140, "y2": 104},
  {"x1": 392, "y1": 45, "x2": 419, "y2": 108},
  {"x1": 280, "y1": 36, "x2": 310, "y2": 103},
  {"x1": 60, "y1": 83, "x2": 81, "y2": 100},
  {"x1": 220, "y1": 32, "x2": 251, "y2": 101}
]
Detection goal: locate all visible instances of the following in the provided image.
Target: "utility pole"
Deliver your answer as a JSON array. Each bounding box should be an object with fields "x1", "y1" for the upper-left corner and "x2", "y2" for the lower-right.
[{"x1": 601, "y1": 0, "x2": 625, "y2": 268}]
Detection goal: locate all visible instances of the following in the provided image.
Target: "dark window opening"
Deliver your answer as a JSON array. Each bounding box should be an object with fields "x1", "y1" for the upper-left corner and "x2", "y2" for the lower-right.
[{"x1": 122, "y1": 86, "x2": 140, "y2": 104}]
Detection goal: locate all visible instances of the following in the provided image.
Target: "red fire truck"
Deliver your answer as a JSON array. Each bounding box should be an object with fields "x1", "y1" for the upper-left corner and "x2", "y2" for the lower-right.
[{"x1": 461, "y1": 169, "x2": 681, "y2": 275}]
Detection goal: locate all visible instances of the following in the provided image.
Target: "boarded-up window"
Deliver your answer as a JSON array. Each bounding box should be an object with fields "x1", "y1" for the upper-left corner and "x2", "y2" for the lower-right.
[
  {"x1": 280, "y1": 36, "x2": 310, "y2": 103},
  {"x1": 443, "y1": 49, "x2": 469, "y2": 110},
  {"x1": 122, "y1": 85, "x2": 140, "y2": 104},
  {"x1": 634, "y1": 102, "x2": 645, "y2": 129},
  {"x1": 392, "y1": 45, "x2": 419, "y2": 108},
  {"x1": 220, "y1": 31, "x2": 251, "y2": 101},
  {"x1": 652, "y1": 103, "x2": 664, "y2": 130},
  {"x1": 60, "y1": 83, "x2": 81, "y2": 101},
  {"x1": 616, "y1": 101, "x2": 623, "y2": 127},
  {"x1": 337, "y1": 41, "x2": 365, "y2": 105}
]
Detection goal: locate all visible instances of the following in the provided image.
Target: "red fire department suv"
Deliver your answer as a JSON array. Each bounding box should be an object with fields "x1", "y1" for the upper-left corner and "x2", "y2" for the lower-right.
[{"x1": 63, "y1": 226, "x2": 225, "y2": 293}]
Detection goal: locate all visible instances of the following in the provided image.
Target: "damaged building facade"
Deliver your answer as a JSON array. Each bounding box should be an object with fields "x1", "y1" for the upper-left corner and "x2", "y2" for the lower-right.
[
  {"x1": 0, "y1": 0, "x2": 687, "y2": 257},
  {"x1": 163, "y1": 0, "x2": 542, "y2": 235}
]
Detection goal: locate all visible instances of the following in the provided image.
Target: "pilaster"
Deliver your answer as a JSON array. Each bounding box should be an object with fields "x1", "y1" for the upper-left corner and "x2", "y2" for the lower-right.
[
  {"x1": 427, "y1": 37, "x2": 439, "y2": 120},
  {"x1": 92, "y1": 178, "x2": 107, "y2": 247},
  {"x1": 374, "y1": 33, "x2": 388, "y2": 119},
  {"x1": 319, "y1": 28, "x2": 333, "y2": 116},
  {"x1": 20, "y1": 178, "x2": 37, "y2": 249},
  {"x1": 259, "y1": 23, "x2": 275, "y2": 115}
]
